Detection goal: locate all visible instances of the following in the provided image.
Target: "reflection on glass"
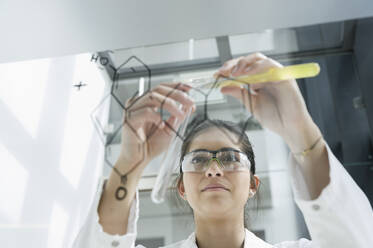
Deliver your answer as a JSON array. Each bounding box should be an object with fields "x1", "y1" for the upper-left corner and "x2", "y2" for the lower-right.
[
  {"x1": 47, "y1": 203, "x2": 69, "y2": 248},
  {"x1": 0, "y1": 143, "x2": 29, "y2": 223},
  {"x1": 0, "y1": 58, "x2": 50, "y2": 138},
  {"x1": 59, "y1": 54, "x2": 107, "y2": 189}
]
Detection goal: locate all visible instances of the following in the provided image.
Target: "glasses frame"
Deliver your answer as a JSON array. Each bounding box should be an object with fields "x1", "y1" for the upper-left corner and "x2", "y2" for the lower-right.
[{"x1": 180, "y1": 147, "x2": 251, "y2": 173}]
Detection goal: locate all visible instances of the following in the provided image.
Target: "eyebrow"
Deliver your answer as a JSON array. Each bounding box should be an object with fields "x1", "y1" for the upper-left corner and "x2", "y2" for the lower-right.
[{"x1": 189, "y1": 147, "x2": 242, "y2": 153}]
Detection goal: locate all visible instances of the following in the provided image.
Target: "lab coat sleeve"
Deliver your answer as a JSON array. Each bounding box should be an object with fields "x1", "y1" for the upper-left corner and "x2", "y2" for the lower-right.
[
  {"x1": 288, "y1": 141, "x2": 373, "y2": 248},
  {"x1": 72, "y1": 177, "x2": 141, "y2": 248}
]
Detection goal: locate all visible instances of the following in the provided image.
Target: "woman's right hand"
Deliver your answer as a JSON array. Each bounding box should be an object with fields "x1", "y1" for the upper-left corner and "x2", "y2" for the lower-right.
[{"x1": 116, "y1": 82, "x2": 196, "y2": 175}]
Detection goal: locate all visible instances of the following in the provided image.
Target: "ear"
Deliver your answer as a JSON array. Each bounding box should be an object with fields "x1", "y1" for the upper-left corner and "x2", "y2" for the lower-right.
[
  {"x1": 249, "y1": 174, "x2": 260, "y2": 197},
  {"x1": 177, "y1": 177, "x2": 186, "y2": 200}
]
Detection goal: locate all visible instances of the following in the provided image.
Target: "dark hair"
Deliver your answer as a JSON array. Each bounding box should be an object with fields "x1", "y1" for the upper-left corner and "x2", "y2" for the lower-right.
[{"x1": 170, "y1": 115, "x2": 261, "y2": 229}]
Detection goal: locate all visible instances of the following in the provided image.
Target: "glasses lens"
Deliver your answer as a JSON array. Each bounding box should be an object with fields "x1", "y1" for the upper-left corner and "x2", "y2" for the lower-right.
[
  {"x1": 182, "y1": 151, "x2": 211, "y2": 172},
  {"x1": 217, "y1": 151, "x2": 249, "y2": 171},
  {"x1": 182, "y1": 150, "x2": 251, "y2": 172}
]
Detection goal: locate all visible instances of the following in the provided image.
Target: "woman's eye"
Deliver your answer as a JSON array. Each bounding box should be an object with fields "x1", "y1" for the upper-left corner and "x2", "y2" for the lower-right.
[
  {"x1": 191, "y1": 156, "x2": 209, "y2": 164},
  {"x1": 220, "y1": 154, "x2": 239, "y2": 162}
]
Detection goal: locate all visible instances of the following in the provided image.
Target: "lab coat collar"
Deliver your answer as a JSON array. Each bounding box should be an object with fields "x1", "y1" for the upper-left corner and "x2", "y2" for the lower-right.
[{"x1": 180, "y1": 228, "x2": 273, "y2": 248}]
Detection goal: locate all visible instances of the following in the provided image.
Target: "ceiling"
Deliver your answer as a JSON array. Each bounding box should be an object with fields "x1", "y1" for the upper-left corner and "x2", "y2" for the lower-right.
[{"x1": 1, "y1": 1, "x2": 373, "y2": 64}]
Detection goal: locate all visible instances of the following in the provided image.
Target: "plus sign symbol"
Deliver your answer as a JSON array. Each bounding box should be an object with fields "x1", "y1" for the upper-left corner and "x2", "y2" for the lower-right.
[{"x1": 73, "y1": 81, "x2": 87, "y2": 91}]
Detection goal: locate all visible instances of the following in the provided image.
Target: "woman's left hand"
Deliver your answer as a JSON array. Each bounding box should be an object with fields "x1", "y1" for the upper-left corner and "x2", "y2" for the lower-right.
[
  {"x1": 217, "y1": 53, "x2": 330, "y2": 200},
  {"x1": 216, "y1": 53, "x2": 320, "y2": 151}
]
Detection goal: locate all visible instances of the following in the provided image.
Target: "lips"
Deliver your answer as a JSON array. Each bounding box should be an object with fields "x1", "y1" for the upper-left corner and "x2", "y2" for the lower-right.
[{"x1": 202, "y1": 183, "x2": 229, "y2": 192}]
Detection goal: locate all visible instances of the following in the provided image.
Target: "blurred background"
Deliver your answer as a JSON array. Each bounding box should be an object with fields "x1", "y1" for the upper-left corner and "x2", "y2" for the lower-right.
[{"x1": 0, "y1": 1, "x2": 372, "y2": 247}]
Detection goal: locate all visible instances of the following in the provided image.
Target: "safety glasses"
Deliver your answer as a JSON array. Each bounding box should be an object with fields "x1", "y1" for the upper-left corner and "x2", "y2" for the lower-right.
[{"x1": 181, "y1": 148, "x2": 251, "y2": 173}]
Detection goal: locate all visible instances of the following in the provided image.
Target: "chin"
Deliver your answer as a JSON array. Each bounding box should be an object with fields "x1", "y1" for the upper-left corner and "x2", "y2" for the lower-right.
[
  {"x1": 200, "y1": 198, "x2": 231, "y2": 212},
  {"x1": 200, "y1": 207, "x2": 232, "y2": 219}
]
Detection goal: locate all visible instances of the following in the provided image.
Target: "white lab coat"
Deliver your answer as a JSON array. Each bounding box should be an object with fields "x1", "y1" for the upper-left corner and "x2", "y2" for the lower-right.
[{"x1": 73, "y1": 142, "x2": 373, "y2": 247}]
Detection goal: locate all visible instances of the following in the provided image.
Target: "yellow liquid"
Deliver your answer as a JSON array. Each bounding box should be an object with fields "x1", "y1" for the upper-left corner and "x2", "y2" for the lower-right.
[{"x1": 218, "y1": 63, "x2": 320, "y2": 88}]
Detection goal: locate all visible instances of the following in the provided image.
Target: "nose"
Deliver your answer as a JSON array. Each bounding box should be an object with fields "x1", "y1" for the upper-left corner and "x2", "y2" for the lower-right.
[{"x1": 205, "y1": 159, "x2": 224, "y2": 177}]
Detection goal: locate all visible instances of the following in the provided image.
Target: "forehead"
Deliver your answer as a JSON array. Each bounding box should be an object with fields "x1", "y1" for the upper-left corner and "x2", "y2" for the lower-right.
[{"x1": 187, "y1": 127, "x2": 242, "y2": 152}]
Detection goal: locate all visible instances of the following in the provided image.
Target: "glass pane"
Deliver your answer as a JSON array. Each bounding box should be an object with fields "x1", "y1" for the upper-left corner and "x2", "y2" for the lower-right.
[
  {"x1": 102, "y1": 17, "x2": 373, "y2": 247},
  {"x1": 2, "y1": 5, "x2": 372, "y2": 247},
  {"x1": 110, "y1": 38, "x2": 218, "y2": 68}
]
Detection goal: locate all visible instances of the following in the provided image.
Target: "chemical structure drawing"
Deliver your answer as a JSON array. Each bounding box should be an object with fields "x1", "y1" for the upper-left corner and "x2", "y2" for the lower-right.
[
  {"x1": 90, "y1": 52, "x2": 258, "y2": 200},
  {"x1": 73, "y1": 81, "x2": 87, "y2": 90}
]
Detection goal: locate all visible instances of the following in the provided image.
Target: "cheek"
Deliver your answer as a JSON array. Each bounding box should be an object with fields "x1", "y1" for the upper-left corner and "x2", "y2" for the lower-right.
[
  {"x1": 232, "y1": 174, "x2": 252, "y2": 198},
  {"x1": 182, "y1": 174, "x2": 199, "y2": 196}
]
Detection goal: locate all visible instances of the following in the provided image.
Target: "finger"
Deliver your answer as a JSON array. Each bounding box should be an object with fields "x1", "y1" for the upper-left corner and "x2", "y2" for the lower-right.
[
  {"x1": 132, "y1": 91, "x2": 187, "y2": 119},
  {"x1": 240, "y1": 58, "x2": 284, "y2": 91},
  {"x1": 244, "y1": 52, "x2": 267, "y2": 65},
  {"x1": 162, "y1": 115, "x2": 179, "y2": 136},
  {"x1": 217, "y1": 53, "x2": 267, "y2": 78},
  {"x1": 124, "y1": 104, "x2": 159, "y2": 118},
  {"x1": 220, "y1": 58, "x2": 281, "y2": 94},
  {"x1": 161, "y1": 102, "x2": 194, "y2": 136},
  {"x1": 159, "y1": 82, "x2": 192, "y2": 93},
  {"x1": 230, "y1": 59, "x2": 249, "y2": 77},
  {"x1": 125, "y1": 108, "x2": 165, "y2": 142},
  {"x1": 243, "y1": 58, "x2": 276, "y2": 75},
  {"x1": 231, "y1": 53, "x2": 267, "y2": 77},
  {"x1": 124, "y1": 82, "x2": 192, "y2": 109},
  {"x1": 217, "y1": 56, "x2": 244, "y2": 77},
  {"x1": 124, "y1": 94, "x2": 139, "y2": 109},
  {"x1": 152, "y1": 85, "x2": 196, "y2": 111},
  {"x1": 126, "y1": 107, "x2": 163, "y2": 128}
]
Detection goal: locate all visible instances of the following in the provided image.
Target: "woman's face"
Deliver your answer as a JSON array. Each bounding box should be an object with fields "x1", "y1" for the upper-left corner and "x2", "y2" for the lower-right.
[{"x1": 178, "y1": 127, "x2": 259, "y2": 219}]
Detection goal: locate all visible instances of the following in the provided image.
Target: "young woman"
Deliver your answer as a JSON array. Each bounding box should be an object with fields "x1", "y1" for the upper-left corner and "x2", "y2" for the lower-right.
[{"x1": 74, "y1": 53, "x2": 373, "y2": 247}]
